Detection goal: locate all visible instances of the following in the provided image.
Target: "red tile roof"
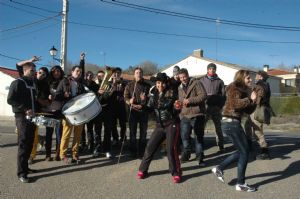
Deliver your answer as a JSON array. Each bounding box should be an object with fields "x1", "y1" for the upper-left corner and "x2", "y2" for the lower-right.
[
  {"x1": 267, "y1": 69, "x2": 295, "y2": 76},
  {"x1": 0, "y1": 66, "x2": 19, "y2": 79}
]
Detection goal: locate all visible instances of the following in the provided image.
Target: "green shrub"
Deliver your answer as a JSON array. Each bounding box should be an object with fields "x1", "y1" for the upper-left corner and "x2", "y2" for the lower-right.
[{"x1": 270, "y1": 96, "x2": 300, "y2": 116}]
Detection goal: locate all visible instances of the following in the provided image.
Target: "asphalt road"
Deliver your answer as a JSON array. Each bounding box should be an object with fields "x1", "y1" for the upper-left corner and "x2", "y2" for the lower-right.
[{"x1": 1, "y1": 118, "x2": 300, "y2": 199}]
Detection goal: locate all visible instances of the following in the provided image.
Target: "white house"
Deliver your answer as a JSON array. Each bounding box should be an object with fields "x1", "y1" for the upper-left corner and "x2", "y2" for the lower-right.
[
  {"x1": 264, "y1": 65, "x2": 300, "y2": 95},
  {"x1": 0, "y1": 66, "x2": 19, "y2": 116},
  {"x1": 161, "y1": 49, "x2": 281, "y2": 95}
]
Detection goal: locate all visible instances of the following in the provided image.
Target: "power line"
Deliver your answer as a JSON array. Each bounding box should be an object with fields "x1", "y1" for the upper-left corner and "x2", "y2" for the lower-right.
[
  {"x1": 8, "y1": 0, "x2": 300, "y2": 31},
  {"x1": 0, "y1": 2, "x2": 61, "y2": 37},
  {"x1": 0, "y1": 23, "x2": 59, "y2": 40},
  {"x1": 9, "y1": 0, "x2": 60, "y2": 14},
  {"x1": 0, "y1": 13, "x2": 61, "y2": 33},
  {"x1": 100, "y1": 0, "x2": 300, "y2": 32},
  {"x1": 3, "y1": 1, "x2": 300, "y2": 44},
  {"x1": 69, "y1": 21, "x2": 300, "y2": 44},
  {"x1": 0, "y1": 53, "x2": 51, "y2": 67},
  {"x1": 0, "y1": 2, "x2": 49, "y2": 18}
]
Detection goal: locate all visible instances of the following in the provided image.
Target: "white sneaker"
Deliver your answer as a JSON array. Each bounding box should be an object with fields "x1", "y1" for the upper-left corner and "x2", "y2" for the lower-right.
[
  {"x1": 235, "y1": 183, "x2": 257, "y2": 192},
  {"x1": 106, "y1": 152, "x2": 112, "y2": 158},
  {"x1": 211, "y1": 166, "x2": 224, "y2": 183}
]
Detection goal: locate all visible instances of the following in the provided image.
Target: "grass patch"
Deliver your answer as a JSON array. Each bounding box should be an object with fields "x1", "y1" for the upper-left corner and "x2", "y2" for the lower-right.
[{"x1": 270, "y1": 96, "x2": 300, "y2": 116}]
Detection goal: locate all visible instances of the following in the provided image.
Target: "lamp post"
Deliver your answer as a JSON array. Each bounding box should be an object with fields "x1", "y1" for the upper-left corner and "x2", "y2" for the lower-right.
[{"x1": 49, "y1": 46, "x2": 62, "y2": 66}]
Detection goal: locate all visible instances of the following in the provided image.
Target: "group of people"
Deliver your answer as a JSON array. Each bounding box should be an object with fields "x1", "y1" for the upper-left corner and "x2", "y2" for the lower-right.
[{"x1": 7, "y1": 55, "x2": 273, "y2": 192}]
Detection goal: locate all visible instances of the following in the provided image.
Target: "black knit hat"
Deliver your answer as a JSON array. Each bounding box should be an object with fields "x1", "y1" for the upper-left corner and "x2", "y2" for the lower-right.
[
  {"x1": 207, "y1": 63, "x2": 217, "y2": 69},
  {"x1": 173, "y1": 65, "x2": 180, "y2": 76},
  {"x1": 155, "y1": 72, "x2": 169, "y2": 83}
]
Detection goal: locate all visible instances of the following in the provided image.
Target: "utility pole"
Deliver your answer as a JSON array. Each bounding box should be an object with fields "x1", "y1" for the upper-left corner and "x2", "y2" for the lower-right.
[
  {"x1": 215, "y1": 17, "x2": 220, "y2": 61},
  {"x1": 60, "y1": 0, "x2": 69, "y2": 71}
]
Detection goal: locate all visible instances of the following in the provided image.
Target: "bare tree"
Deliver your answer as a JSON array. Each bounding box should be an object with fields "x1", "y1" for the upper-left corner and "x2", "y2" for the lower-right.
[
  {"x1": 126, "y1": 61, "x2": 159, "y2": 76},
  {"x1": 277, "y1": 62, "x2": 291, "y2": 71},
  {"x1": 85, "y1": 63, "x2": 103, "y2": 74},
  {"x1": 124, "y1": 65, "x2": 134, "y2": 74}
]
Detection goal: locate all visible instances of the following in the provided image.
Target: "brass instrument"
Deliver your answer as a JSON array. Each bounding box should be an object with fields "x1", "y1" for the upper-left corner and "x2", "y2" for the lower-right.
[
  {"x1": 99, "y1": 66, "x2": 115, "y2": 91},
  {"x1": 98, "y1": 66, "x2": 116, "y2": 106}
]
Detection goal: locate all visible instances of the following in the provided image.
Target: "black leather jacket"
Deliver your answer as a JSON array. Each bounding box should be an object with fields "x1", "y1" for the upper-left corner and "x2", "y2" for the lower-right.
[{"x1": 147, "y1": 87, "x2": 177, "y2": 127}]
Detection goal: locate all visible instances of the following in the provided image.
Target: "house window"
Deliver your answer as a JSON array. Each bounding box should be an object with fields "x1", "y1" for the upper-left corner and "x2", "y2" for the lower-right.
[
  {"x1": 296, "y1": 79, "x2": 300, "y2": 86},
  {"x1": 285, "y1": 79, "x2": 292, "y2": 87}
]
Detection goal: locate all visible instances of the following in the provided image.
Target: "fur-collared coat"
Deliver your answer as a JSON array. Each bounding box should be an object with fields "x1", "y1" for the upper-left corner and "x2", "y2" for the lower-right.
[{"x1": 222, "y1": 82, "x2": 256, "y2": 120}]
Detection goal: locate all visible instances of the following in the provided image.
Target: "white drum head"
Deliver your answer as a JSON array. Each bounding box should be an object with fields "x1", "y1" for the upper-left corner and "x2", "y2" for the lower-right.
[{"x1": 62, "y1": 92, "x2": 96, "y2": 114}]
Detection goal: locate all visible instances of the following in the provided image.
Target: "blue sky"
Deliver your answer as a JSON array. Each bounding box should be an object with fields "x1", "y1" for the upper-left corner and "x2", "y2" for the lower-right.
[{"x1": 1, "y1": 0, "x2": 300, "y2": 71}]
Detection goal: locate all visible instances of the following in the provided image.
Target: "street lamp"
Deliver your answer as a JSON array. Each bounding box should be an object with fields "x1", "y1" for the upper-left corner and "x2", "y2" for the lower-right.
[{"x1": 49, "y1": 45, "x2": 62, "y2": 64}]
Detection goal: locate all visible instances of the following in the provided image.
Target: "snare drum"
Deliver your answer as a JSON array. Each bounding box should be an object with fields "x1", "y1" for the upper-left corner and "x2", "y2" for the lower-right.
[
  {"x1": 62, "y1": 92, "x2": 102, "y2": 125},
  {"x1": 32, "y1": 115, "x2": 59, "y2": 128}
]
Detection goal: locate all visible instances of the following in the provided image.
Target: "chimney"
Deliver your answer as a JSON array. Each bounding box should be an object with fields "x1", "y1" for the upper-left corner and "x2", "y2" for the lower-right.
[
  {"x1": 193, "y1": 49, "x2": 203, "y2": 58},
  {"x1": 263, "y1": 64, "x2": 269, "y2": 72},
  {"x1": 293, "y1": 66, "x2": 299, "y2": 73}
]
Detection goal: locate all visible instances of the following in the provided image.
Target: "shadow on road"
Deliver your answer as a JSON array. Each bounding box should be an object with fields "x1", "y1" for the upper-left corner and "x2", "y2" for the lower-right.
[
  {"x1": 31, "y1": 154, "x2": 135, "y2": 181},
  {"x1": 251, "y1": 160, "x2": 300, "y2": 188},
  {"x1": 225, "y1": 135, "x2": 300, "y2": 187},
  {"x1": 0, "y1": 142, "x2": 18, "y2": 148}
]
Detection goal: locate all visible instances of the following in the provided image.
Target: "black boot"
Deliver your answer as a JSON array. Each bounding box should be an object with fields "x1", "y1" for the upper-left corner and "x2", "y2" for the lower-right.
[
  {"x1": 218, "y1": 143, "x2": 225, "y2": 153},
  {"x1": 180, "y1": 151, "x2": 191, "y2": 163},
  {"x1": 256, "y1": 148, "x2": 270, "y2": 160},
  {"x1": 92, "y1": 144, "x2": 101, "y2": 157},
  {"x1": 196, "y1": 152, "x2": 205, "y2": 166}
]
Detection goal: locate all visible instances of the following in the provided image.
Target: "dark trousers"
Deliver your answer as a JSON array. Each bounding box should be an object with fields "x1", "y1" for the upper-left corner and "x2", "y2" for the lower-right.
[
  {"x1": 45, "y1": 127, "x2": 53, "y2": 157},
  {"x1": 55, "y1": 122, "x2": 62, "y2": 155},
  {"x1": 87, "y1": 112, "x2": 103, "y2": 152},
  {"x1": 139, "y1": 122, "x2": 181, "y2": 176},
  {"x1": 129, "y1": 111, "x2": 148, "y2": 155},
  {"x1": 15, "y1": 114, "x2": 35, "y2": 177},
  {"x1": 111, "y1": 106, "x2": 127, "y2": 141},
  {"x1": 81, "y1": 127, "x2": 87, "y2": 147},
  {"x1": 219, "y1": 120, "x2": 250, "y2": 184},
  {"x1": 45, "y1": 119, "x2": 62, "y2": 157},
  {"x1": 101, "y1": 108, "x2": 113, "y2": 152},
  {"x1": 205, "y1": 106, "x2": 224, "y2": 147},
  {"x1": 180, "y1": 116, "x2": 205, "y2": 156}
]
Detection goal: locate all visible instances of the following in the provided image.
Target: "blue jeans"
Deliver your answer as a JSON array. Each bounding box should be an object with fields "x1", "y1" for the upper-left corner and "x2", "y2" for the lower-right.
[
  {"x1": 55, "y1": 121, "x2": 62, "y2": 152},
  {"x1": 180, "y1": 116, "x2": 205, "y2": 156},
  {"x1": 219, "y1": 120, "x2": 250, "y2": 184}
]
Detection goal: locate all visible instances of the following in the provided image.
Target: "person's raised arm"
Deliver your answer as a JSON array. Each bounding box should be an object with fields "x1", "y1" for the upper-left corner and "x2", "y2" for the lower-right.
[{"x1": 16, "y1": 56, "x2": 40, "y2": 77}]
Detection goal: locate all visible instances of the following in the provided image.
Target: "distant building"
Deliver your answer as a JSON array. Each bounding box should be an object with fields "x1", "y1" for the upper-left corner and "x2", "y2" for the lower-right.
[
  {"x1": 264, "y1": 65, "x2": 300, "y2": 95},
  {"x1": 0, "y1": 66, "x2": 19, "y2": 116},
  {"x1": 161, "y1": 49, "x2": 281, "y2": 95}
]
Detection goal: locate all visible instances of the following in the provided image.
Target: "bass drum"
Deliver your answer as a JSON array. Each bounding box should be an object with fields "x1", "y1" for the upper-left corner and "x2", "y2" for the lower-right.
[{"x1": 62, "y1": 92, "x2": 102, "y2": 126}]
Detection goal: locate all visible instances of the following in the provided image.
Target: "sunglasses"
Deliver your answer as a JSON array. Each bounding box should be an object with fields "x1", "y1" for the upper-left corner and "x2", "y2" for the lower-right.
[{"x1": 37, "y1": 71, "x2": 46, "y2": 77}]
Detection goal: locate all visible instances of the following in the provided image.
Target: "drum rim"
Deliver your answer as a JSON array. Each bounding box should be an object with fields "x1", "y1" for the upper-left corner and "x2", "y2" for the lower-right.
[
  {"x1": 62, "y1": 92, "x2": 99, "y2": 114},
  {"x1": 33, "y1": 116, "x2": 60, "y2": 127},
  {"x1": 65, "y1": 107, "x2": 101, "y2": 125}
]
